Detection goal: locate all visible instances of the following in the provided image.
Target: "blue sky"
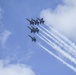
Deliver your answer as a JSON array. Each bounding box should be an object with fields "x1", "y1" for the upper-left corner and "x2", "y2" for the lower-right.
[{"x1": 0, "y1": 0, "x2": 76, "y2": 75}]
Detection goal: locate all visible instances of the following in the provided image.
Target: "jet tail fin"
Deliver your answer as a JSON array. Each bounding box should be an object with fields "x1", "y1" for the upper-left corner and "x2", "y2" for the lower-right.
[
  {"x1": 28, "y1": 35, "x2": 32, "y2": 39},
  {"x1": 31, "y1": 18, "x2": 35, "y2": 21},
  {"x1": 27, "y1": 26, "x2": 31, "y2": 30},
  {"x1": 36, "y1": 17, "x2": 40, "y2": 21},
  {"x1": 26, "y1": 18, "x2": 30, "y2": 22}
]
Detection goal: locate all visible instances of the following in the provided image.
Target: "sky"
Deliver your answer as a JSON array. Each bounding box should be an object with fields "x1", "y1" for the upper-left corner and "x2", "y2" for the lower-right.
[{"x1": 0, "y1": 0, "x2": 76, "y2": 75}]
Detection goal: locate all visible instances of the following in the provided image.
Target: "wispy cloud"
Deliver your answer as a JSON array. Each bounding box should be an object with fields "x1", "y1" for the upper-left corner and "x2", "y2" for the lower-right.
[
  {"x1": 0, "y1": 60, "x2": 35, "y2": 75},
  {"x1": 16, "y1": 49, "x2": 34, "y2": 63},
  {"x1": 0, "y1": 7, "x2": 12, "y2": 48},
  {"x1": 40, "y1": 0, "x2": 76, "y2": 39},
  {"x1": 0, "y1": 30, "x2": 12, "y2": 47}
]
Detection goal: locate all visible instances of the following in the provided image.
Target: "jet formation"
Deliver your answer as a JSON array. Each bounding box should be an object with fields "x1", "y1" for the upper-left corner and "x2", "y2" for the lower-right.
[
  {"x1": 26, "y1": 17, "x2": 44, "y2": 25},
  {"x1": 27, "y1": 17, "x2": 45, "y2": 42}
]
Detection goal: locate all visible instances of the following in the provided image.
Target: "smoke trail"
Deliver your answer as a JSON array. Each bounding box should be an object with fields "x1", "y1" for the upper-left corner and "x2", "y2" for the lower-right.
[
  {"x1": 37, "y1": 42, "x2": 76, "y2": 73},
  {"x1": 39, "y1": 25, "x2": 76, "y2": 57},
  {"x1": 49, "y1": 25, "x2": 76, "y2": 49},
  {"x1": 47, "y1": 25, "x2": 76, "y2": 54},
  {"x1": 37, "y1": 26, "x2": 63, "y2": 47},
  {"x1": 36, "y1": 34, "x2": 76, "y2": 64}
]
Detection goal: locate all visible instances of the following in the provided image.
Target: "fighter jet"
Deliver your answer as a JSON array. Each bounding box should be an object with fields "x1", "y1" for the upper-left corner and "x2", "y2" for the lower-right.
[
  {"x1": 28, "y1": 26, "x2": 35, "y2": 33},
  {"x1": 36, "y1": 17, "x2": 45, "y2": 24},
  {"x1": 26, "y1": 18, "x2": 34, "y2": 25},
  {"x1": 31, "y1": 26, "x2": 39, "y2": 33},
  {"x1": 31, "y1": 18, "x2": 39, "y2": 25},
  {"x1": 28, "y1": 35, "x2": 36, "y2": 42},
  {"x1": 28, "y1": 26, "x2": 39, "y2": 33}
]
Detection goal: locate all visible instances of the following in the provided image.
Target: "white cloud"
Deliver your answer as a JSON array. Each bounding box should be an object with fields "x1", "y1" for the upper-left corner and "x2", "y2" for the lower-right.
[
  {"x1": 40, "y1": 0, "x2": 76, "y2": 39},
  {"x1": 0, "y1": 30, "x2": 12, "y2": 47},
  {"x1": 0, "y1": 60, "x2": 35, "y2": 75}
]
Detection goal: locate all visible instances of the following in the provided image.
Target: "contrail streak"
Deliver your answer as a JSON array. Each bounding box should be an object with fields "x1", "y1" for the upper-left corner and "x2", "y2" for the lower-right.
[
  {"x1": 39, "y1": 25, "x2": 76, "y2": 57},
  {"x1": 47, "y1": 25, "x2": 76, "y2": 54},
  {"x1": 36, "y1": 34, "x2": 76, "y2": 64},
  {"x1": 37, "y1": 26, "x2": 63, "y2": 47},
  {"x1": 37, "y1": 42, "x2": 76, "y2": 73},
  {"x1": 49, "y1": 26, "x2": 76, "y2": 49}
]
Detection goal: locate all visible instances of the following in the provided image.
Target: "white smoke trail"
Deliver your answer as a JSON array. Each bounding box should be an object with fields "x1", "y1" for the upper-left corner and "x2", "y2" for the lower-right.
[
  {"x1": 37, "y1": 26, "x2": 63, "y2": 47},
  {"x1": 37, "y1": 42, "x2": 76, "y2": 73},
  {"x1": 48, "y1": 25, "x2": 76, "y2": 52},
  {"x1": 39, "y1": 25, "x2": 76, "y2": 57},
  {"x1": 45, "y1": 26, "x2": 76, "y2": 55},
  {"x1": 36, "y1": 34, "x2": 76, "y2": 64}
]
